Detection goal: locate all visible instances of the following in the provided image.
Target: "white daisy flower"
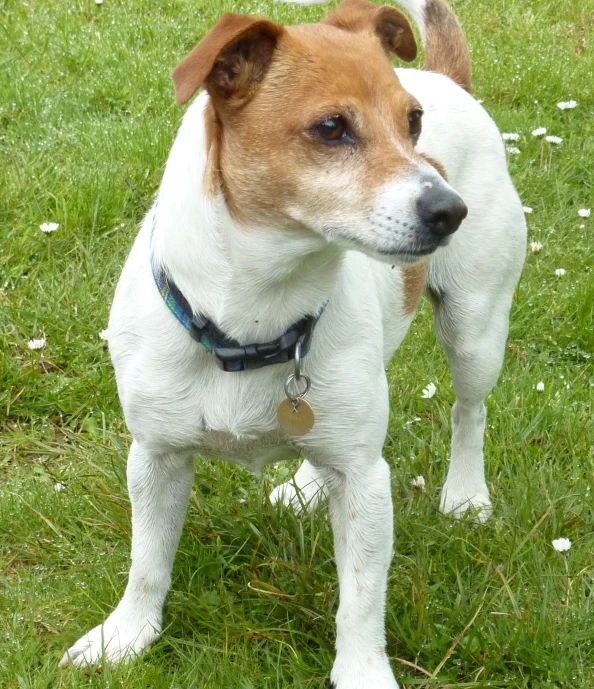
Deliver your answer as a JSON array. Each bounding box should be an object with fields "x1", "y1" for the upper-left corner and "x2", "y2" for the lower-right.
[
  {"x1": 95, "y1": 0, "x2": 104, "y2": 4},
  {"x1": 411, "y1": 475, "x2": 426, "y2": 491},
  {"x1": 578, "y1": 208, "x2": 591, "y2": 218},
  {"x1": 545, "y1": 135, "x2": 563, "y2": 144},
  {"x1": 421, "y1": 382, "x2": 437, "y2": 399},
  {"x1": 532, "y1": 127, "x2": 547, "y2": 137},
  {"x1": 502, "y1": 132, "x2": 520, "y2": 141},
  {"x1": 54, "y1": 482, "x2": 66, "y2": 492},
  {"x1": 40, "y1": 222, "x2": 59, "y2": 233},
  {"x1": 99, "y1": 329, "x2": 109, "y2": 341},
  {"x1": 557, "y1": 100, "x2": 577, "y2": 110},
  {"x1": 530, "y1": 241, "x2": 543, "y2": 254},
  {"x1": 506, "y1": 146, "x2": 521, "y2": 155},
  {"x1": 555, "y1": 268, "x2": 566, "y2": 276},
  {"x1": 523, "y1": 206, "x2": 533, "y2": 214},
  {"x1": 27, "y1": 337, "x2": 46, "y2": 350},
  {"x1": 580, "y1": 224, "x2": 585, "y2": 229},
  {"x1": 536, "y1": 381, "x2": 545, "y2": 392},
  {"x1": 552, "y1": 537, "x2": 571, "y2": 552}
]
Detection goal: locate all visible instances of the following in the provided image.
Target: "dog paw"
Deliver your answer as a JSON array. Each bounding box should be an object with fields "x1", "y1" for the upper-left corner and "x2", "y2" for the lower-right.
[
  {"x1": 59, "y1": 610, "x2": 160, "y2": 668},
  {"x1": 440, "y1": 481, "x2": 492, "y2": 522},
  {"x1": 330, "y1": 653, "x2": 400, "y2": 689},
  {"x1": 269, "y1": 477, "x2": 325, "y2": 513}
]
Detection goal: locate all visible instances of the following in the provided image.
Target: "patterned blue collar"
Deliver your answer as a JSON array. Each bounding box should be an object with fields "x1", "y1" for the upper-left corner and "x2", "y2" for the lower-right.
[{"x1": 151, "y1": 261, "x2": 322, "y2": 372}]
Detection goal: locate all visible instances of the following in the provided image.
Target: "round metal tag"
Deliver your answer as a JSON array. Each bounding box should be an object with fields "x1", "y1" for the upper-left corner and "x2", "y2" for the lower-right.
[{"x1": 277, "y1": 398, "x2": 315, "y2": 436}]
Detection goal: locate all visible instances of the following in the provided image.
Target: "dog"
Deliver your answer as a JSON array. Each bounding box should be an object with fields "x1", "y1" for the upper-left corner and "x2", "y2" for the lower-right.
[{"x1": 60, "y1": 0, "x2": 526, "y2": 686}]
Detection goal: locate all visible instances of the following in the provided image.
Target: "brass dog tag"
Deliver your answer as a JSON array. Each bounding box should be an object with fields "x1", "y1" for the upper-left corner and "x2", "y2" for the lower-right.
[{"x1": 277, "y1": 398, "x2": 315, "y2": 436}]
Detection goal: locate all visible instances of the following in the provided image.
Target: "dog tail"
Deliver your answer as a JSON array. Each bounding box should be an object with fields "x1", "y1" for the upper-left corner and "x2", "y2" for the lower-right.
[{"x1": 389, "y1": 0, "x2": 472, "y2": 91}]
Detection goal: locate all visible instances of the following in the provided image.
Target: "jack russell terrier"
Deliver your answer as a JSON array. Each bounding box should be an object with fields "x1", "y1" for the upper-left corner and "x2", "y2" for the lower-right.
[{"x1": 60, "y1": 0, "x2": 526, "y2": 685}]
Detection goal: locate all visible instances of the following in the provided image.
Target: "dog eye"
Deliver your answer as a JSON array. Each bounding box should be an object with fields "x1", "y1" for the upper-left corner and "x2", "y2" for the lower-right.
[
  {"x1": 408, "y1": 109, "x2": 423, "y2": 139},
  {"x1": 314, "y1": 116, "x2": 349, "y2": 143}
]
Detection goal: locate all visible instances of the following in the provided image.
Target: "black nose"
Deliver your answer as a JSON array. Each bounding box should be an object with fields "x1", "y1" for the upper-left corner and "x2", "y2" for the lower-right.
[{"x1": 417, "y1": 185, "x2": 468, "y2": 238}]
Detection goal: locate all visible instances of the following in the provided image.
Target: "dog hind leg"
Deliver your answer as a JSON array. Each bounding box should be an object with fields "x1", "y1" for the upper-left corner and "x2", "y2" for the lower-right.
[
  {"x1": 60, "y1": 441, "x2": 194, "y2": 666},
  {"x1": 429, "y1": 244, "x2": 523, "y2": 521}
]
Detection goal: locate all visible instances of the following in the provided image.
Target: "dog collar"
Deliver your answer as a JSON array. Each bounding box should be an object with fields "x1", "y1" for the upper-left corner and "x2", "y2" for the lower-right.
[{"x1": 151, "y1": 259, "x2": 323, "y2": 373}]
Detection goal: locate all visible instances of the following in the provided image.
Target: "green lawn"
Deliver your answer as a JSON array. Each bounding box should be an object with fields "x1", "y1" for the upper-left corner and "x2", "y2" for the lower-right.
[{"x1": 1, "y1": 0, "x2": 593, "y2": 687}]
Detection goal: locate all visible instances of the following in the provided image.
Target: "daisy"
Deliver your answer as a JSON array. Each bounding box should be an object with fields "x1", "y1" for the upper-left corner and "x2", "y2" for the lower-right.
[
  {"x1": 555, "y1": 268, "x2": 566, "y2": 276},
  {"x1": 578, "y1": 209, "x2": 591, "y2": 218},
  {"x1": 506, "y1": 146, "x2": 521, "y2": 155},
  {"x1": 545, "y1": 135, "x2": 563, "y2": 144},
  {"x1": 552, "y1": 538, "x2": 571, "y2": 552},
  {"x1": 523, "y1": 206, "x2": 533, "y2": 214},
  {"x1": 557, "y1": 100, "x2": 577, "y2": 110},
  {"x1": 40, "y1": 222, "x2": 59, "y2": 233},
  {"x1": 28, "y1": 337, "x2": 46, "y2": 350},
  {"x1": 411, "y1": 475, "x2": 426, "y2": 491},
  {"x1": 502, "y1": 132, "x2": 520, "y2": 141},
  {"x1": 421, "y1": 382, "x2": 436, "y2": 399},
  {"x1": 532, "y1": 127, "x2": 547, "y2": 137},
  {"x1": 54, "y1": 483, "x2": 66, "y2": 493},
  {"x1": 530, "y1": 241, "x2": 543, "y2": 254},
  {"x1": 536, "y1": 381, "x2": 545, "y2": 392}
]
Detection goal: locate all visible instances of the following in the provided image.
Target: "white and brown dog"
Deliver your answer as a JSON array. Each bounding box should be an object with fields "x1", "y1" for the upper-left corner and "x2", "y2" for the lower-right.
[{"x1": 60, "y1": 0, "x2": 526, "y2": 685}]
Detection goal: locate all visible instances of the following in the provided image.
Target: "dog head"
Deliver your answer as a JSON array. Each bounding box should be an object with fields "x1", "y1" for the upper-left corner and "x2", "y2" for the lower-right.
[{"x1": 172, "y1": 0, "x2": 467, "y2": 265}]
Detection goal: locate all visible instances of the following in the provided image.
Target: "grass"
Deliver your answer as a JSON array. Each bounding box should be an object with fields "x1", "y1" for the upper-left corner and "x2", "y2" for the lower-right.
[{"x1": 1, "y1": 0, "x2": 593, "y2": 687}]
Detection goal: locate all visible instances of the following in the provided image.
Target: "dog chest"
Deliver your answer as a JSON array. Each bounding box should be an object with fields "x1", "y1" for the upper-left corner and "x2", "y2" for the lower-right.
[
  {"x1": 119, "y1": 356, "x2": 301, "y2": 471},
  {"x1": 189, "y1": 381, "x2": 302, "y2": 470}
]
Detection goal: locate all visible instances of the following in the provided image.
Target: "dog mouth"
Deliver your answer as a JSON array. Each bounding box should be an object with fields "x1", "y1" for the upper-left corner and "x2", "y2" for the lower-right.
[
  {"x1": 376, "y1": 243, "x2": 440, "y2": 261},
  {"x1": 319, "y1": 222, "x2": 452, "y2": 265},
  {"x1": 341, "y1": 231, "x2": 449, "y2": 264}
]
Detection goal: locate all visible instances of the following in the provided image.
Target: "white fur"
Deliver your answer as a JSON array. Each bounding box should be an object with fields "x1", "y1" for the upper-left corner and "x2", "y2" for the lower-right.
[{"x1": 60, "y1": 10, "x2": 526, "y2": 689}]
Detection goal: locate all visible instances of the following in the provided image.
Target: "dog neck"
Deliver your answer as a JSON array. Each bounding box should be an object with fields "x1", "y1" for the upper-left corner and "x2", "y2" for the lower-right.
[{"x1": 151, "y1": 93, "x2": 344, "y2": 344}]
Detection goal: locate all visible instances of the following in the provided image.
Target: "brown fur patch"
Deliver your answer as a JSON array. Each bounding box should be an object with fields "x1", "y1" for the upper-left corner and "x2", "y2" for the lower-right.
[
  {"x1": 176, "y1": 4, "x2": 444, "y2": 248},
  {"x1": 423, "y1": 0, "x2": 472, "y2": 93},
  {"x1": 215, "y1": 24, "x2": 421, "y2": 228},
  {"x1": 403, "y1": 261, "x2": 429, "y2": 314}
]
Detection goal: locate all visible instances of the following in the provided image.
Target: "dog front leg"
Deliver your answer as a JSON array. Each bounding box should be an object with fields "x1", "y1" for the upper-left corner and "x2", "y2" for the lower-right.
[
  {"x1": 319, "y1": 456, "x2": 399, "y2": 689},
  {"x1": 60, "y1": 441, "x2": 194, "y2": 667}
]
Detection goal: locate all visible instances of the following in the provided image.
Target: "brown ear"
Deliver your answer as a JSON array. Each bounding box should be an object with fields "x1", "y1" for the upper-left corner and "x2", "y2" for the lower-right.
[
  {"x1": 172, "y1": 13, "x2": 284, "y2": 106},
  {"x1": 323, "y1": 0, "x2": 417, "y2": 62}
]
